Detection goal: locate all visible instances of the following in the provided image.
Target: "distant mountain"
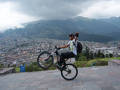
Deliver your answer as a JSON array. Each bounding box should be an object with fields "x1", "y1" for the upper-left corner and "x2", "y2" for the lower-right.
[
  {"x1": 70, "y1": 17, "x2": 120, "y2": 34},
  {"x1": 1, "y1": 16, "x2": 120, "y2": 42},
  {"x1": 100, "y1": 17, "x2": 120, "y2": 28},
  {"x1": 100, "y1": 17, "x2": 120, "y2": 40}
]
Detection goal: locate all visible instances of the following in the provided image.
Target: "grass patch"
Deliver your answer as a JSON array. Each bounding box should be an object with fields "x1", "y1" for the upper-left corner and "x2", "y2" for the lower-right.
[
  {"x1": 74, "y1": 61, "x2": 88, "y2": 67},
  {"x1": 86, "y1": 59, "x2": 108, "y2": 67},
  {"x1": 75, "y1": 57, "x2": 120, "y2": 67}
]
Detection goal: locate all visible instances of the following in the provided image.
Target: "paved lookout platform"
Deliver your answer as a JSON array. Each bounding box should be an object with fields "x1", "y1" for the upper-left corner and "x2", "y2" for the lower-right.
[{"x1": 0, "y1": 66, "x2": 120, "y2": 90}]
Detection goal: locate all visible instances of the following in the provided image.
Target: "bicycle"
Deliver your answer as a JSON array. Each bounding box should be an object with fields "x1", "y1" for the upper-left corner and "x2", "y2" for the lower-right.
[{"x1": 37, "y1": 46, "x2": 78, "y2": 80}]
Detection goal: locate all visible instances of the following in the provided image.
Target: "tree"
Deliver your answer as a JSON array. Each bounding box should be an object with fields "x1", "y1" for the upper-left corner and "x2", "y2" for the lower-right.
[
  {"x1": 109, "y1": 54, "x2": 113, "y2": 58},
  {"x1": 105, "y1": 54, "x2": 109, "y2": 58},
  {"x1": 89, "y1": 51, "x2": 94, "y2": 59},
  {"x1": 84, "y1": 47, "x2": 90, "y2": 60}
]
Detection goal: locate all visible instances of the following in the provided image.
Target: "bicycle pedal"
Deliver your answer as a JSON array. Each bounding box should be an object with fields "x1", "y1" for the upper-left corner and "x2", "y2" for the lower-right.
[{"x1": 56, "y1": 64, "x2": 62, "y2": 70}]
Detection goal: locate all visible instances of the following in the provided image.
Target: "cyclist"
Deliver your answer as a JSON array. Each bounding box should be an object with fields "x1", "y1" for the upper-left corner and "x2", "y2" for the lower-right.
[{"x1": 58, "y1": 33, "x2": 77, "y2": 66}]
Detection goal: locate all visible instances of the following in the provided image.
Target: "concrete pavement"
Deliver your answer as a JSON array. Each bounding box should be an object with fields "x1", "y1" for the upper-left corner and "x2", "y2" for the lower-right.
[{"x1": 0, "y1": 66, "x2": 120, "y2": 90}]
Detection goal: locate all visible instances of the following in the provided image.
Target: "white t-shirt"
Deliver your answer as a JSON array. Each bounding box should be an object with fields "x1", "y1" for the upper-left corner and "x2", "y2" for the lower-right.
[{"x1": 67, "y1": 39, "x2": 77, "y2": 55}]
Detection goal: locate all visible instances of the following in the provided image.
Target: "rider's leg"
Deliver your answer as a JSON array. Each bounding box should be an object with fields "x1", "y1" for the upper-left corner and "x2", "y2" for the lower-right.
[{"x1": 59, "y1": 52, "x2": 75, "y2": 66}]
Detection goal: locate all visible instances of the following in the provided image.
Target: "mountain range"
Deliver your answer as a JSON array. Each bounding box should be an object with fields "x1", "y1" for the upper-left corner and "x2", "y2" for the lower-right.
[{"x1": 0, "y1": 16, "x2": 120, "y2": 42}]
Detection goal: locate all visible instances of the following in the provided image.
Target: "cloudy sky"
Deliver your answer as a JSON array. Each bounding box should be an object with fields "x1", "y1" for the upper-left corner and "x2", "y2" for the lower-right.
[{"x1": 0, "y1": 0, "x2": 120, "y2": 32}]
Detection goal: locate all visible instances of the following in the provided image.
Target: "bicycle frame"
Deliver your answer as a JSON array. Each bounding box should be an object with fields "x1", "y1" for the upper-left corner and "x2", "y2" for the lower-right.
[
  {"x1": 37, "y1": 47, "x2": 78, "y2": 80},
  {"x1": 50, "y1": 47, "x2": 60, "y2": 63}
]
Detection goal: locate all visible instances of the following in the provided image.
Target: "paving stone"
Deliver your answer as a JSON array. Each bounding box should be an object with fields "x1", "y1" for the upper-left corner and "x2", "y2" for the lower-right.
[
  {"x1": 114, "y1": 85, "x2": 120, "y2": 90},
  {"x1": 82, "y1": 82, "x2": 101, "y2": 90},
  {"x1": 101, "y1": 86, "x2": 116, "y2": 90},
  {"x1": 48, "y1": 87, "x2": 73, "y2": 90}
]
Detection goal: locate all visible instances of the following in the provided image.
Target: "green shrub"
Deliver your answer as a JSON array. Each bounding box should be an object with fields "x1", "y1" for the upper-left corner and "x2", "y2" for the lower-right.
[
  {"x1": 0, "y1": 64, "x2": 3, "y2": 69},
  {"x1": 15, "y1": 67, "x2": 20, "y2": 73},
  {"x1": 25, "y1": 64, "x2": 33, "y2": 72},
  {"x1": 49, "y1": 66, "x2": 56, "y2": 70},
  {"x1": 74, "y1": 61, "x2": 88, "y2": 67},
  {"x1": 86, "y1": 60, "x2": 97, "y2": 67},
  {"x1": 0, "y1": 64, "x2": 2, "y2": 68},
  {"x1": 77, "y1": 53, "x2": 87, "y2": 61},
  {"x1": 32, "y1": 62, "x2": 38, "y2": 66},
  {"x1": 25, "y1": 63, "x2": 43, "y2": 72},
  {"x1": 95, "y1": 61, "x2": 108, "y2": 66},
  {"x1": 86, "y1": 59, "x2": 108, "y2": 67}
]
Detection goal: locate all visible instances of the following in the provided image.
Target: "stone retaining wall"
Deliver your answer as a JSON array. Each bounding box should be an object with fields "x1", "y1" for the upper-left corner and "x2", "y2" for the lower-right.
[{"x1": 0, "y1": 67, "x2": 15, "y2": 75}]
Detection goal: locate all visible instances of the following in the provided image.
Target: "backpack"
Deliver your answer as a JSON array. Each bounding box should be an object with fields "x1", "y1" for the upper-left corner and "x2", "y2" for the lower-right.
[
  {"x1": 77, "y1": 41, "x2": 83, "y2": 54},
  {"x1": 73, "y1": 41, "x2": 83, "y2": 54}
]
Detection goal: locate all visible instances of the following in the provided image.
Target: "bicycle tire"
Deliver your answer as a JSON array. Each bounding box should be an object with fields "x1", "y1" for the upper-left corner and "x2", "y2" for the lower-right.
[
  {"x1": 61, "y1": 64, "x2": 78, "y2": 80},
  {"x1": 37, "y1": 51, "x2": 54, "y2": 70}
]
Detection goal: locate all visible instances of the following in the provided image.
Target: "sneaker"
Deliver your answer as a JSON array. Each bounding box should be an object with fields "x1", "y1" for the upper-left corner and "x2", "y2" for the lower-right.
[
  {"x1": 57, "y1": 61, "x2": 62, "y2": 66},
  {"x1": 56, "y1": 62, "x2": 63, "y2": 70}
]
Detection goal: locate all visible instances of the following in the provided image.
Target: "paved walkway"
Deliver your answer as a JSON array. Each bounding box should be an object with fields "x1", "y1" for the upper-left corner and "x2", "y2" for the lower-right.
[{"x1": 0, "y1": 66, "x2": 120, "y2": 90}]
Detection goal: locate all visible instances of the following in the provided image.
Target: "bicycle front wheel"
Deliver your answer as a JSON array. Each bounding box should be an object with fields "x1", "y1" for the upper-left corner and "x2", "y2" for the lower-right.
[
  {"x1": 37, "y1": 51, "x2": 54, "y2": 70},
  {"x1": 61, "y1": 64, "x2": 78, "y2": 80}
]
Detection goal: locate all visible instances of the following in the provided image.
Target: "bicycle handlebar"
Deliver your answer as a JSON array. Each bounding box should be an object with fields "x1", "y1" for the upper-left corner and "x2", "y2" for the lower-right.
[
  {"x1": 55, "y1": 46, "x2": 61, "y2": 50},
  {"x1": 54, "y1": 46, "x2": 61, "y2": 55}
]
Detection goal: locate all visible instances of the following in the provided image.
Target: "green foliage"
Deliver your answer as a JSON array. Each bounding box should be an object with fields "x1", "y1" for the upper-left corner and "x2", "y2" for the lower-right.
[
  {"x1": 15, "y1": 67, "x2": 20, "y2": 73},
  {"x1": 96, "y1": 50, "x2": 105, "y2": 58},
  {"x1": 25, "y1": 63, "x2": 43, "y2": 72},
  {"x1": 48, "y1": 66, "x2": 56, "y2": 70},
  {"x1": 86, "y1": 59, "x2": 108, "y2": 67},
  {"x1": 25, "y1": 62, "x2": 56, "y2": 72},
  {"x1": 109, "y1": 54, "x2": 113, "y2": 58},
  {"x1": 80, "y1": 47, "x2": 114, "y2": 61},
  {"x1": 0, "y1": 64, "x2": 3, "y2": 69},
  {"x1": 95, "y1": 61, "x2": 108, "y2": 66},
  {"x1": 89, "y1": 51, "x2": 94, "y2": 59},
  {"x1": 75, "y1": 57, "x2": 120, "y2": 67},
  {"x1": 77, "y1": 53, "x2": 87, "y2": 61},
  {"x1": 84, "y1": 47, "x2": 90, "y2": 60},
  {"x1": 86, "y1": 60, "x2": 97, "y2": 67},
  {"x1": 0, "y1": 64, "x2": 2, "y2": 68},
  {"x1": 74, "y1": 61, "x2": 88, "y2": 67}
]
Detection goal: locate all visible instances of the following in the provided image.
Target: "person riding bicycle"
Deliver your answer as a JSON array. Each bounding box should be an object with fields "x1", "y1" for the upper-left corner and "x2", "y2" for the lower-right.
[
  {"x1": 37, "y1": 33, "x2": 79, "y2": 80},
  {"x1": 58, "y1": 33, "x2": 77, "y2": 66}
]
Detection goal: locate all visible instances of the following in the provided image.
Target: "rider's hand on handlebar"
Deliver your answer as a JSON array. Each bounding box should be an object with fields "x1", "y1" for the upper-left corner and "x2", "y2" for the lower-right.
[
  {"x1": 55, "y1": 46, "x2": 61, "y2": 50},
  {"x1": 57, "y1": 47, "x2": 61, "y2": 50}
]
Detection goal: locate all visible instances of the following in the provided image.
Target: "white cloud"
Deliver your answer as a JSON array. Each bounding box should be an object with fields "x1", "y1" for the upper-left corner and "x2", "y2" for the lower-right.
[
  {"x1": 0, "y1": 2, "x2": 39, "y2": 32},
  {"x1": 79, "y1": 0, "x2": 120, "y2": 18},
  {"x1": 0, "y1": 0, "x2": 120, "y2": 32}
]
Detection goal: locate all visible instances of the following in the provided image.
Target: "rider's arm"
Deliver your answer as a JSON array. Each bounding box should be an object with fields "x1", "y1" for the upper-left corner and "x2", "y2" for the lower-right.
[
  {"x1": 59, "y1": 41, "x2": 71, "y2": 49},
  {"x1": 59, "y1": 44, "x2": 69, "y2": 49}
]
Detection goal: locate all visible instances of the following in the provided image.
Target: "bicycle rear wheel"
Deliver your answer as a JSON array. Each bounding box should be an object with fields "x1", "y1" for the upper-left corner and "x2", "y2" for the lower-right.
[
  {"x1": 61, "y1": 64, "x2": 78, "y2": 80},
  {"x1": 37, "y1": 51, "x2": 54, "y2": 70}
]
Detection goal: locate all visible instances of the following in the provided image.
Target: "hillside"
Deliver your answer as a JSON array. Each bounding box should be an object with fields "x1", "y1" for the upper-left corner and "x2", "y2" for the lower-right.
[
  {"x1": 1, "y1": 16, "x2": 120, "y2": 42},
  {"x1": 100, "y1": 17, "x2": 120, "y2": 40}
]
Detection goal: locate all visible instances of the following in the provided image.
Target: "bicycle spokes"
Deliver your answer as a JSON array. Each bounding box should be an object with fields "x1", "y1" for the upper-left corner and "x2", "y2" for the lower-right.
[
  {"x1": 61, "y1": 64, "x2": 78, "y2": 80},
  {"x1": 37, "y1": 51, "x2": 53, "y2": 69}
]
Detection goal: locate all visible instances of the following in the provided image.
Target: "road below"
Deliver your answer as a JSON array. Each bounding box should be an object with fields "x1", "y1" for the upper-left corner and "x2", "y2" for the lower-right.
[{"x1": 0, "y1": 66, "x2": 120, "y2": 90}]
